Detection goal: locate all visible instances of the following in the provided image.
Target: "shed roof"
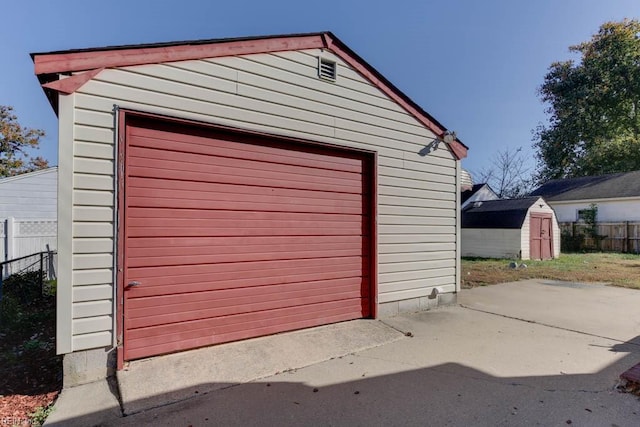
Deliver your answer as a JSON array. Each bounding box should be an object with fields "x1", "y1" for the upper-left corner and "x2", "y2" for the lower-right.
[
  {"x1": 31, "y1": 32, "x2": 467, "y2": 160},
  {"x1": 462, "y1": 197, "x2": 542, "y2": 229},
  {"x1": 530, "y1": 170, "x2": 640, "y2": 201}
]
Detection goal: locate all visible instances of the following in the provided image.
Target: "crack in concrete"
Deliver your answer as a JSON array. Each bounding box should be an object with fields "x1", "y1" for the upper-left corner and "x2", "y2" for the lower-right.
[
  {"x1": 379, "y1": 319, "x2": 412, "y2": 336},
  {"x1": 459, "y1": 304, "x2": 640, "y2": 348}
]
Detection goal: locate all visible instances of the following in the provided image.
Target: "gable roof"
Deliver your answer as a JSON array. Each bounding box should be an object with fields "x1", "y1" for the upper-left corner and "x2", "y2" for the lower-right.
[
  {"x1": 31, "y1": 32, "x2": 467, "y2": 160},
  {"x1": 462, "y1": 197, "x2": 543, "y2": 229},
  {"x1": 530, "y1": 170, "x2": 640, "y2": 201},
  {"x1": 461, "y1": 183, "x2": 496, "y2": 205}
]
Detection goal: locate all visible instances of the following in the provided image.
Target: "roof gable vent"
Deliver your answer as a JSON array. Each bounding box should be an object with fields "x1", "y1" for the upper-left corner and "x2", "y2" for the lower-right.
[{"x1": 318, "y1": 57, "x2": 337, "y2": 81}]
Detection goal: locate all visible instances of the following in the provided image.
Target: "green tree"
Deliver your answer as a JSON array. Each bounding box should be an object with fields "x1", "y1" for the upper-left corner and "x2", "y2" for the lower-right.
[
  {"x1": 534, "y1": 19, "x2": 640, "y2": 181},
  {"x1": 0, "y1": 105, "x2": 48, "y2": 177}
]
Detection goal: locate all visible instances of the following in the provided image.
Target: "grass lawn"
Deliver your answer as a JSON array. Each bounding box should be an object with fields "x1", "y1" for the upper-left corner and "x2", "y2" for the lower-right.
[{"x1": 462, "y1": 252, "x2": 640, "y2": 289}]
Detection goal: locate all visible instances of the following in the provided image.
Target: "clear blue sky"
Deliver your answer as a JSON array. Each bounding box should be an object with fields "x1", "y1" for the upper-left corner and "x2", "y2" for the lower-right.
[{"x1": 2, "y1": 0, "x2": 638, "y2": 178}]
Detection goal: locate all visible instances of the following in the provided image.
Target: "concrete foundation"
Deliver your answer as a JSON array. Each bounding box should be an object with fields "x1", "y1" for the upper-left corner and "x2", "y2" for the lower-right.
[
  {"x1": 62, "y1": 346, "x2": 116, "y2": 388},
  {"x1": 378, "y1": 292, "x2": 457, "y2": 318}
]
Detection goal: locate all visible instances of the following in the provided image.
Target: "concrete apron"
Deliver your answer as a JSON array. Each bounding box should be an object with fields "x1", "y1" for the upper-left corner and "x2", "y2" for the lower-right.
[
  {"x1": 116, "y1": 319, "x2": 404, "y2": 415},
  {"x1": 458, "y1": 279, "x2": 640, "y2": 346}
]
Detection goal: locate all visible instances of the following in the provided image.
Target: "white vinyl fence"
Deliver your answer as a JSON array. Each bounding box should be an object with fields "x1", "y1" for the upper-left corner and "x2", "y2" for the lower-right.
[{"x1": 1, "y1": 217, "x2": 57, "y2": 278}]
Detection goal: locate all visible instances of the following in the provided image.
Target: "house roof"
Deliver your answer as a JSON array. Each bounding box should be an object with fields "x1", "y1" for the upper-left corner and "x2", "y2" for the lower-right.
[
  {"x1": 462, "y1": 197, "x2": 543, "y2": 229},
  {"x1": 31, "y1": 32, "x2": 467, "y2": 160},
  {"x1": 530, "y1": 170, "x2": 640, "y2": 201},
  {"x1": 461, "y1": 183, "x2": 494, "y2": 205},
  {"x1": 0, "y1": 167, "x2": 58, "y2": 185}
]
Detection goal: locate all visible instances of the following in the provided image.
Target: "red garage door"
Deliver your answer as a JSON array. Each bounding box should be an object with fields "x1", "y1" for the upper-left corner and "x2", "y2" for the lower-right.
[{"x1": 120, "y1": 116, "x2": 373, "y2": 361}]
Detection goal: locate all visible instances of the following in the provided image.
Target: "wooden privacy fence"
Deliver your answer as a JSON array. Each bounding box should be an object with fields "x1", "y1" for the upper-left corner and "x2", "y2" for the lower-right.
[
  {"x1": 559, "y1": 221, "x2": 640, "y2": 253},
  {"x1": 1, "y1": 217, "x2": 57, "y2": 278}
]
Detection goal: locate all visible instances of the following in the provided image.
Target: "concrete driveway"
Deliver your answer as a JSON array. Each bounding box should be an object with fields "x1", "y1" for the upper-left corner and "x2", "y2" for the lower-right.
[{"x1": 46, "y1": 280, "x2": 640, "y2": 426}]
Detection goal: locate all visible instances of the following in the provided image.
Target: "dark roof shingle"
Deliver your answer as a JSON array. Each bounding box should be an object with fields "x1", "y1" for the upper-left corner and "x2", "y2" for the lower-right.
[
  {"x1": 530, "y1": 170, "x2": 640, "y2": 201},
  {"x1": 462, "y1": 197, "x2": 542, "y2": 229}
]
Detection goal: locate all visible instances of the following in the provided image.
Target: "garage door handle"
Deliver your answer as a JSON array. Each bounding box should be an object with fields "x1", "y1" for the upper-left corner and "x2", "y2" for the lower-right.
[{"x1": 127, "y1": 281, "x2": 141, "y2": 287}]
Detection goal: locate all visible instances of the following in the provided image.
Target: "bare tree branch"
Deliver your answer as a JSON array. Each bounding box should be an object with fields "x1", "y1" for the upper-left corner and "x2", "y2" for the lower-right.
[{"x1": 474, "y1": 147, "x2": 535, "y2": 198}]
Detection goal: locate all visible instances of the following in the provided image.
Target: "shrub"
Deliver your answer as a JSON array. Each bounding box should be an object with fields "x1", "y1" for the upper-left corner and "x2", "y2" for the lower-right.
[
  {"x1": 0, "y1": 294, "x2": 22, "y2": 331},
  {"x1": 561, "y1": 230, "x2": 584, "y2": 252},
  {"x1": 1, "y1": 271, "x2": 45, "y2": 306}
]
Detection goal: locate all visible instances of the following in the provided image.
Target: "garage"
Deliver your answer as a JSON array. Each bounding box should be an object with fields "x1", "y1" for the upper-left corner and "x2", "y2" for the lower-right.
[
  {"x1": 33, "y1": 31, "x2": 468, "y2": 382},
  {"x1": 121, "y1": 115, "x2": 374, "y2": 360}
]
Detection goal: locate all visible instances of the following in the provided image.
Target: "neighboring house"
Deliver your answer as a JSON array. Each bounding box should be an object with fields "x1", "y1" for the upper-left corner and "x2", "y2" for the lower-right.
[
  {"x1": 32, "y1": 32, "x2": 468, "y2": 385},
  {"x1": 461, "y1": 196, "x2": 560, "y2": 260},
  {"x1": 461, "y1": 183, "x2": 498, "y2": 209},
  {"x1": 0, "y1": 167, "x2": 57, "y2": 264},
  {"x1": 460, "y1": 169, "x2": 473, "y2": 192},
  {"x1": 0, "y1": 167, "x2": 57, "y2": 219},
  {"x1": 529, "y1": 170, "x2": 640, "y2": 222}
]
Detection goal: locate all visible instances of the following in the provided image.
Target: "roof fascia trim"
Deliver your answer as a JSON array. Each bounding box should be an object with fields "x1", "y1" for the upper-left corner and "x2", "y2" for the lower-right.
[
  {"x1": 324, "y1": 34, "x2": 467, "y2": 160},
  {"x1": 33, "y1": 32, "x2": 467, "y2": 159},
  {"x1": 33, "y1": 35, "x2": 325, "y2": 75}
]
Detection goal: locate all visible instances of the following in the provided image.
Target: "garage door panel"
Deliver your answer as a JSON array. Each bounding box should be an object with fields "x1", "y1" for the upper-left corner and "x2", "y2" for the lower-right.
[
  {"x1": 127, "y1": 188, "x2": 363, "y2": 211},
  {"x1": 126, "y1": 237, "x2": 366, "y2": 256},
  {"x1": 128, "y1": 145, "x2": 363, "y2": 182},
  {"x1": 126, "y1": 207, "x2": 366, "y2": 222},
  {"x1": 126, "y1": 264, "x2": 369, "y2": 293},
  {"x1": 127, "y1": 216, "x2": 363, "y2": 230},
  {"x1": 124, "y1": 309, "x2": 365, "y2": 361},
  {"x1": 128, "y1": 277, "x2": 364, "y2": 310},
  {"x1": 123, "y1": 118, "x2": 372, "y2": 361},
  {"x1": 129, "y1": 127, "x2": 363, "y2": 171},
  {"x1": 126, "y1": 189, "x2": 364, "y2": 210},
  {"x1": 128, "y1": 255, "x2": 367, "y2": 278},
  {"x1": 126, "y1": 157, "x2": 363, "y2": 192},
  {"x1": 127, "y1": 248, "x2": 366, "y2": 268},
  {"x1": 127, "y1": 226, "x2": 366, "y2": 238},
  {"x1": 127, "y1": 269, "x2": 368, "y2": 299},
  {"x1": 126, "y1": 196, "x2": 364, "y2": 215},
  {"x1": 127, "y1": 165, "x2": 361, "y2": 195},
  {"x1": 126, "y1": 235, "x2": 367, "y2": 249},
  {"x1": 128, "y1": 178, "x2": 365, "y2": 202},
  {"x1": 127, "y1": 288, "x2": 366, "y2": 329},
  {"x1": 126, "y1": 298, "x2": 368, "y2": 344}
]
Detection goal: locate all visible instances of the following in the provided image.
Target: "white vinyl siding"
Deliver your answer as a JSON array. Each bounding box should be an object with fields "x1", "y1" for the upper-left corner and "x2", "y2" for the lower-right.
[
  {"x1": 62, "y1": 48, "x2": 459, "y2": 352},
  {"x1": 461, "y1": 229, "x2": 522, "y2": 259},
  {"x1": 0, "y1": 168, "x2": 57, "y2": 219},
  {"x1": 550, "y1": 198, "x2": 640, "y2": 222}
]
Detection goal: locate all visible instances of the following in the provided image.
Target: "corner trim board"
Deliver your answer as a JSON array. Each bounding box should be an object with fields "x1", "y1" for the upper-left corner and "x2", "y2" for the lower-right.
[{"x1": 56, "y1": 93, "x2": 74, "y2": 354}]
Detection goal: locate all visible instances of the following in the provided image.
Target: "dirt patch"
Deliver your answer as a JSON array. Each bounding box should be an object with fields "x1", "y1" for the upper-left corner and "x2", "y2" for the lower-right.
[{"x1": 462, "y1": 252, "x2": 640, "y2": 289}]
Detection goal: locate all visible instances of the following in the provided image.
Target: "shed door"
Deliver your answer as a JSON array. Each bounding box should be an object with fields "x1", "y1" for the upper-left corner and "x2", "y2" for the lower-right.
[
  {"x1": 530, "y1": 214, "x2": 553, "y2": 260},
  {"x1": 121, "y1": 117, "x2": 372, "y2": 361}
]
